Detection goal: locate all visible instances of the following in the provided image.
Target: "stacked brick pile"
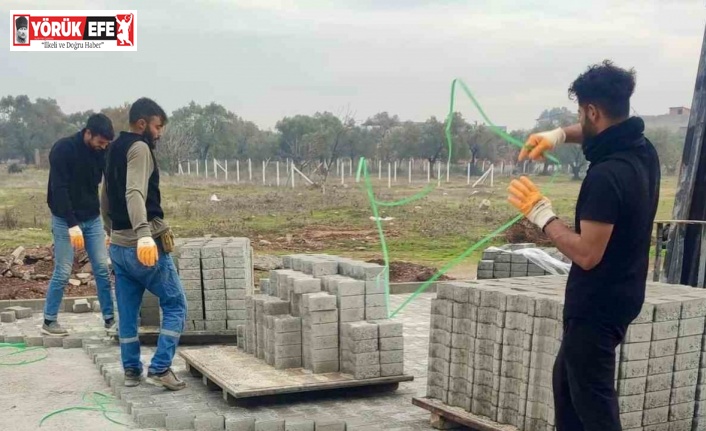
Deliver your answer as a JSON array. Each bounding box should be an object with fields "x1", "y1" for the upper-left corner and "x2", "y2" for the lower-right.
[
  {"x1": 476, "y1": 244, "x2": 570, "y2": 280},
  {"x1": 427, "y1": 276, "x2": 706, "y2": 431},
  {"x1": 236, "y1": 254, "x2": 405, "y2": 378},
  {"x1": 162, "y1": 237, "x2": 254, "y2": 332}
]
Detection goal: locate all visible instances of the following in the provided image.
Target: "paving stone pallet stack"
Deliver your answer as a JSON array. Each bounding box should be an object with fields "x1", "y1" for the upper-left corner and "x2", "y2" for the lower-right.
[
  {"x1": 235, "y1": 253, "x2": 405, "y2": 378},
  {"x1": 168, "y1": 237, "x2": 254, "y2": 333},
  {"x1": 426, "y1": 275, "x2": 706, "y2": 431},
  {"x1": 476, "y1": 244, "x2": 570, "y2": 280}
]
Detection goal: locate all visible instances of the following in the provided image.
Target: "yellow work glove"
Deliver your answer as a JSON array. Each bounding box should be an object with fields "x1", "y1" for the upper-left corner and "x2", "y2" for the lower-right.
[
  {"x1": 508, "y1": 176, "x2": 557, "y2": 230},
  {"x1": 137, "y1": 236, "x2": 158, "y2": 267},
  {"x1": 518, "y1": 127, "x2": 566, "y2": 161},
  {"x1": 68, "y1": 226, "x2": 85, "y2": 250}
]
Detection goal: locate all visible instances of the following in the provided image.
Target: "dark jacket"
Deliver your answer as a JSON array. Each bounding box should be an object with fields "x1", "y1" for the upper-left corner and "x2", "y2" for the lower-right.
[{"x1": 47, "y1": 130, "x2": 105, "y2": 228}]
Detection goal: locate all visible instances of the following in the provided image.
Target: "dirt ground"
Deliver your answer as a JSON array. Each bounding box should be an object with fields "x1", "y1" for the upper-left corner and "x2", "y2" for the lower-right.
[
  {"x1": 367, "y1": 259, "x2": 453, "y2": 282},
  {"x1": 0, "y1": 278, "x2": 96, "y2": 300}
]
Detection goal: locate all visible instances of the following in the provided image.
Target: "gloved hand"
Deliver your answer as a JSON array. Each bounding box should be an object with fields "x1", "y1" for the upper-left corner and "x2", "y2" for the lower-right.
[
  {"x1": 137, "y1": 237, "x2": 158, "y2": 267},
  {"x1": 518, "y1": 127, "x2": 566, "y2": 161},
  {"x1": 508, "y1": 176, "x2": 557, "y2": 230},
  {"x1": 68, "y1": 226, "x2": 85, "y2": 250}
]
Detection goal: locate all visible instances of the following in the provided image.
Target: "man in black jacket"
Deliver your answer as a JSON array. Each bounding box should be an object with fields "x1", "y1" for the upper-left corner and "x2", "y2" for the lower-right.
[
  {"x1": 44, "y1": 113, "x2": 116, "y2": 336},
  {"x1": 509, "y1": 60, "x2": 661, "y2": 430}
]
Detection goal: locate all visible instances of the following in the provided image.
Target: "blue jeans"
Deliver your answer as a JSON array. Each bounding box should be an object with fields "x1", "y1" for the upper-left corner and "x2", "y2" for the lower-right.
[
  {"x1": 44, "y1": 215, "x2": 114, "y2": 321},
  {"x1": 109, "y1": 241, "x2": 186, "y2": 375}
]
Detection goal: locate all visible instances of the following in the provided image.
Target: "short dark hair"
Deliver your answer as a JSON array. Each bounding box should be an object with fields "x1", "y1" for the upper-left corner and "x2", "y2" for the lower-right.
[
  {"x1": 86, "y1": 113, "x2": 115, "y2": 140},
  {"x1": 568, "y1": 60, "x2": 636, "y2": 119},
  {"x1": 129, "y1": 97, "x2": 168, "y2": 126}
]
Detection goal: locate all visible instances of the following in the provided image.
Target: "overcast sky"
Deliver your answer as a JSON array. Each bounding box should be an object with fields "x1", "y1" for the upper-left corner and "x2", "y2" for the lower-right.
[{"x1": 2, "y1": 0, "x2": 705, "y2": 131}]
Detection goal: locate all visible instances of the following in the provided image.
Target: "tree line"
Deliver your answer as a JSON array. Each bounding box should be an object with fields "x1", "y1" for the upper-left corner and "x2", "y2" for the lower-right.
[{"x1": 0, "y1": 96, "x2": 685, "y2": 178}]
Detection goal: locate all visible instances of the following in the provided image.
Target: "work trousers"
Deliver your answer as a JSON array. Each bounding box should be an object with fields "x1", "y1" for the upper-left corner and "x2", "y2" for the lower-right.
[
  {"x1": 553, "y1": 318, "x2": 628, "y2": 431},
  {"x1": 109, "y1": 240, "x2": 186, "y2": 375},
  {"x1": 44, "y1": 215, "x2": 114, "y2": 322}
]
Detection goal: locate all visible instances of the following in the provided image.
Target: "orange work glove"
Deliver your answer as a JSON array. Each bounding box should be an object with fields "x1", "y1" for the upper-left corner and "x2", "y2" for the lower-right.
[
  {"x1": 105, "y1": 235, "x2": 111, "y2": 248},
  {"x1": 508, "y1": 176, "x2": 557, "y2": 230},
  {"x1": 68, "y1": 226, "x2": 85, "y2": 250},
  {"x1": 518, "y1": 127, "x2": 566, "y2": 161},
  {"x1": 137, "y1": 236, "x2": 158, "y2": 267}
]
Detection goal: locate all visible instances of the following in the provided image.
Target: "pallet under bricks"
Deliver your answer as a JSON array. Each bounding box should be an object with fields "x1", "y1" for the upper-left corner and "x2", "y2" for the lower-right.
[
  {"x1": 427, "y1": 276, "x2": 706, "y2": 431},
  {"x1": 235, "y1": 253, "x2": 404, "y2": 378}
]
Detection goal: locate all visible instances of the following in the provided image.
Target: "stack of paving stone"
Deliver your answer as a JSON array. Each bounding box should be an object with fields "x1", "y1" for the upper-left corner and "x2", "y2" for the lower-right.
[
  {"x1": 476, "y1": 244, "x2": 570, "y2": 280},
  {"x1": 170, "y1": 237, "x2": 253, "y2": 333},
  {"x1": 426, "y1": 276, "x2": 706, "y2": 431},
  {"x1": 236, "y1": 253, "x2": 405, "y2": 377}
]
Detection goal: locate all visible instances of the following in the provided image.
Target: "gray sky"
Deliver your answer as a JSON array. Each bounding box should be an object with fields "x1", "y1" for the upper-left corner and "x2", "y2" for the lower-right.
[{"x1": 2, "y1": 0, "x2": 705, "y2": 131}]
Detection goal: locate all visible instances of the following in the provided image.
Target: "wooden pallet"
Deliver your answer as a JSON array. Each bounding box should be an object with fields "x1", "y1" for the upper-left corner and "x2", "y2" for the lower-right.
[
  {"x1": 412, "y1": 397, "x2": 519, "y2": 431},
  {"x1": 107, "y1": 326, "x2": 236, "y2": 345},
  {"x1": 180, "y1": 345, "x2": 414, "y2": 404}
]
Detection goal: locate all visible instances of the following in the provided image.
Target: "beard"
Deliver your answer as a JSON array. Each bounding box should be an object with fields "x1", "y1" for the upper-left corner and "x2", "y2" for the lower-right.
[
  {"x1": 580, "y1": 118, "x2": 599, "y2": 151},
  {"x1": 142, "y1": 129, "x2": 158, "y2": 147}
]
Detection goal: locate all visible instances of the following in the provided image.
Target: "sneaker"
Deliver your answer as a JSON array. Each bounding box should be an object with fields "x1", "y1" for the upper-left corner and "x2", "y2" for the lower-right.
[
  {"x1": 104, "y1": 318, "x2": 117, "y2": 331},
  {"x1": 41, "y1": 321, "x2": 68, "y2": 336},
  {"x1": 124, "y1": 368, "x2": 142, "y2": 387},
  {"x1": 147, "y1": 368, "x2": 186, "y2": 391}
]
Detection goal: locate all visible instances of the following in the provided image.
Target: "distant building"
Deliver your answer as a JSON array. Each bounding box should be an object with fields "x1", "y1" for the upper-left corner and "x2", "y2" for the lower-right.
[
  {"x1": 642, "y1": 107, "x2": 691, "y2": 135},
  {"x1": 669, "y1": 107, "x2": 690, "y2": 116}
]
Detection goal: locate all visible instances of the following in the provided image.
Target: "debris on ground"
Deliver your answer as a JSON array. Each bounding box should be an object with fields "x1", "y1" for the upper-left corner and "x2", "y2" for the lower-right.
[
  {"x1": 253, "y1": 254, "x2": 283, "y2": 271},
  {"x1": 505, "y1": 218, "x2": 554, "y2": 246},
  {"x1": 367, "y1": 259, "x2": 453, "y2": 283},
  {"x1": 0, "y1": 245, "x2": 101, "y2": 300}
]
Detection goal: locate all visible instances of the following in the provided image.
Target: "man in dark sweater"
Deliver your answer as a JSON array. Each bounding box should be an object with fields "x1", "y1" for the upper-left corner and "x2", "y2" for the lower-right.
[
  {"x1": 509, "y1": 60, "x2": 661, "y2": 430},
  {"x1": 44, "y1": 113, "x2": 116, "y2": 335},
  {"x1": 101, "y1": 98, "x2": 187, "y2": 391}
]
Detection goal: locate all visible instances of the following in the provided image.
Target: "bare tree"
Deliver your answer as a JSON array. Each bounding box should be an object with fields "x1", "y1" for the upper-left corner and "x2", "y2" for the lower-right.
[{"x1": 156, "y1": 122, "x2": 196, "y2": 174}]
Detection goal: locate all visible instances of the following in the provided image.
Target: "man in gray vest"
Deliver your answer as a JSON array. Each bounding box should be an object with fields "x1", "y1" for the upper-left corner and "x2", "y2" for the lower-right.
[{"x1": 101, "y1": 97, "x2": 186, "y2": 391}]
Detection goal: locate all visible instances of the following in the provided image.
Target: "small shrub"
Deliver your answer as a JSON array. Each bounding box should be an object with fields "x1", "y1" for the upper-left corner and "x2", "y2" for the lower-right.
[{"x1": 8, "y1": 163, "x2": 23, "y2": 174}]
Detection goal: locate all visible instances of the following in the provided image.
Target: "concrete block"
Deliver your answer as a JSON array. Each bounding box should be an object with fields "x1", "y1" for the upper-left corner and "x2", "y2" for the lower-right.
[
  {"x1": 365, "y1": 306, "x2": 387, "y2": 320},
  {"x1": 179, "y1": 269, "x2": 201, "y2": 280},
  {"x1": 305, "y1": 293, "x2": 337, "y2": 312},
  {"x1": 166, "y1": 412, "x2": 195, "y2": 430},
  {"x1": 380, "y1": 337, "x2": 403, "y2": 351},
  {"x1": 677, "y1": 334, "x2": 702, "y2": 354},
  {"x1": 352, "y1": 365, "x2": 381, "y2": 379},
  {"x1": 679, "y1": 317, "x2": 705, "y2": 337},
  {"x1": 622, "y1": 342, "x2": 650, "y2": 361},
  {"x1": 380, "y1": 363, "x2": 403, "y2": 376},
  {"x1": 643, "y1": 407, "x2": 669, "y2": 425},
  {"x1": 338, "y1": 295, "x2": 364, "y2": 310},
  {"x1": 669, "y1": 402, "x2": 695, "y2": 421},
  {"x1": 205, "y1": 290, "x2": 226, "y2": 301},
  {"x1": 63, "y1": 336, "x2": 83, "y2": 349},
  {"x1": 311, "y1": 361, "x2": 339, "y2": 374},
  {"x1": 205, "y1": 321, "x2": 227, "y2": 331},
  {"x1": 226, "y1": 289, "x2": 247, "y2": 300},
  {"x1": 477, "y1": 270, "x2": 493, "y2": 279},
  {"x1": 647, "y1": 373, "x2": 673, "y2": 392},
  {"x1": 264, "y1": 300, "x2": 290, "y2": 316},
  {"x1": 73, "y1": 299, "x2": 91, "y2": 313},
  {"x1": 24, "y1": 336, "x2": 44, "y2": 347},
  {"x1": 364, "y1": 294, "x2": 385, "y2": 307},
  {"x1": 310, "y1": 322, "x2": 338, "y2": 337},
  {"x1": 222, "y1": 267, "x2": 246, "y2": 279},
  {"x1": 650, "y1": 338, "x2": 677, "y2": 358},
  {"x1": 380, "y1": 350, "x2": 403, "y2": 364},
  {"x1": 308, "y1": 310, "x2": 338, "y2": 325},
  {"x1": 204, "y1": 279, "x2": 226, "y2": 290},
  {"x1": 338, "y1": 280, "x2": 366, "y2": 296},
  {"x1": 43, "y1": 336, "x2": 65, "y2": 348},
  {"x1": 275, "y1": 357, "x2": 302, "y2": 369},
  {"x1": 253, "y1": 419, "x2": 285, "y2": 431},
  {"x1": 4, "y1": 306, "x2": 32, "y2": 319},
  {"x1": 178, "y1": 258, "x2": 200, "y2": 270},
  {"x1": 673, "y1": 369, "x2": 698, "y2": 388},
  {"x1": 344, "y1": 338, "x2": 378, "y2": 354},
  {"x1": 674, "y1": 352, "x2": 700, "y2": 371},
  {"x1": 275, "y1": 316, "x2": 302, "y2": 333},
  {"x1": 226, "y1": 279, "x2": 247, "y2": 290},
  {"x1": 226, "y1": 417, "x2": 255, "y2": 431},
  {"x1": 194, "y1": 413, "x2": 225, "y2": 430},
  {"x1": 284, "y1": 420, "x2": 314, "y2": 431},
  {"x1": 205, "y1": 301, "x2": 227, "y2": 311},
  {"x1": 201, "y1": 257, "x2": 224, "y2": 270},
  {"x1": 136, "y1": 408, "x2": 167, "y2": 427},
  {"x1": 345, "y1": 322, "x2": 378, "y2": 340},
  {"x1": 0, "y1": 311, "x2": 16, "y2": 322},
  {"x1": 202, "y1": 268, "x2": 225, "y2": 280}
]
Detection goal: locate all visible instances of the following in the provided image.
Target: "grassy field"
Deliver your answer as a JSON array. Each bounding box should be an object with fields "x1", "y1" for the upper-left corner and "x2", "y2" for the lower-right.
[{"x1": 0, "y1": 166, "x2": 677, "y2": 278}]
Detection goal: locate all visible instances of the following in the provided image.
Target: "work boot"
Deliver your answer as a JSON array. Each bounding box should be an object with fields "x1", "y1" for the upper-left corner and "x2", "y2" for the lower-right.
[
  {"x1": 147, "y1": 368, "x2": 186, "y2": 391},
  {"x1": 41, "y1": 321, "x2": 68, "y2": 336},
  {"x1": 124, "y1": 368, "x2": 142, "y2": 387}
]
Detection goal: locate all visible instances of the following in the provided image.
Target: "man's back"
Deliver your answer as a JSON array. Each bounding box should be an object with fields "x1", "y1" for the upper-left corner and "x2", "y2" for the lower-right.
[{"x1": 565, "y1": 118, "x2": 661, "y2": 325}]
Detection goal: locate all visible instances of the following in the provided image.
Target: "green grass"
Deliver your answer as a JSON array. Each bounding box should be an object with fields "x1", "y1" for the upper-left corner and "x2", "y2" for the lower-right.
[{"x1": 0, "y1": 167, "x2": 678, "y2": 270}]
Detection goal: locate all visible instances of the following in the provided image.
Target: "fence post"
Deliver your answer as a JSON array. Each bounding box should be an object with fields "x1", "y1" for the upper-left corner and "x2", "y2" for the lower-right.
[
  {"x1": 262, "y1": 160, "x2": 266, "y2": 185},
  {"x1": 467, "y1": 163, "x2": 471, "y2": 185},
  {"x1": 225, "y1": 160, "x2": 228, "y2": 181},
  {"x1": 408, "y1": 159, "x2": 412, "y2": 184},
  {"x1": 437, "y1": 162, "x2": 441, "y2": 187},
  {"x1": 276, "y1": 161, "x2": 280, "y2": 187},
  {"x1": 205, "y1": 159, "x2": 208, "y2": 177},
  {"x1": 427, "y1": 160, "x2": 431, "y2": 183},
  {"x1": 213, "y1": 158, "x2": 217, "y2": 179},
  {"x1": 446, "y1": 161, "x2": 450, "y2": 183},
  {"x1": 236, "y1": 160, "x2": 240, "y2": 183},
  {"x1": 388, "y1": 162, "x2": 391, "y2": 189},
  {"x1": 248, "y1": 159, "x2": 252, "y2": 182}
]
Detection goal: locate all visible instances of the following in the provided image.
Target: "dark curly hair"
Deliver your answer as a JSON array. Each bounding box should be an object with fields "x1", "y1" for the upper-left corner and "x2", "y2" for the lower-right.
[
  {"x1": 568, "y1": 60, "x2": 636, "y2": 119},
  {"x1": 129, "y1": 97, "x2": 168, "y2": 126}
]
